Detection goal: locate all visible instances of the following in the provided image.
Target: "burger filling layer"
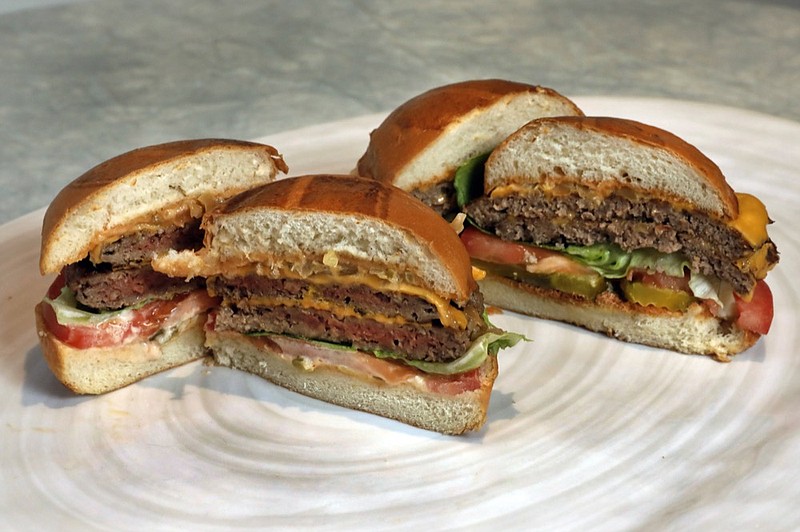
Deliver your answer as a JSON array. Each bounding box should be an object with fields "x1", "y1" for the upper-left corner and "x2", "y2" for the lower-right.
[
  {"x1": 41, "y1": 220, "x2": 213, "y2": 348},
  {"x1": 63, "y1": 221, "x2": 205, "y2": 311},
  {"x1": 464, "y1": 191, "x2": 778, "y2": 296},
  {"x1": 454, "y1": 154, "x2": 778, "y2": 335},
  {"x1": 208, "y1": 275, "x2": 490, "y2": 364}
]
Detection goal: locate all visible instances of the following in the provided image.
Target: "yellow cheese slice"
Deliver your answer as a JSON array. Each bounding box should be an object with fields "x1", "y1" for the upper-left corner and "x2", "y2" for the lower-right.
[
  {"x1": 729, "y1": 193, "x2": 769, "y2": 248},
  {"x1": 304, "y1": 272, "x2": 468, "y2": 330}
]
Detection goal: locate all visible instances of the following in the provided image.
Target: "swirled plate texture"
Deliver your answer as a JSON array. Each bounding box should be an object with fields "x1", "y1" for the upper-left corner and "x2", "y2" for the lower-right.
[{"x1": 1, "y1": 98, "x2": 798, "y2": 530}]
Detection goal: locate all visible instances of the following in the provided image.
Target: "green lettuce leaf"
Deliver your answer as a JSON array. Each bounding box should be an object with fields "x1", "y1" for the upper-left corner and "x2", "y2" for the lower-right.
[
  {"x1": 453, "y1": 152, "x2": 491, "y2": 207},
  {"x1": 556, "y1": 242, "x2": 690, "y2": 279},
  {"x1": 43, "y1": 285, "x2": 145, "y2": 326},
  {"x1": 555, "y1": 242, "x2": 736, "y2": 310},
  {"x1": 688, "y1": 271, "x2": 736, "y2": 317},
  {"x1": 375, "y1": 328, "x2": 526, "y2": 375}
]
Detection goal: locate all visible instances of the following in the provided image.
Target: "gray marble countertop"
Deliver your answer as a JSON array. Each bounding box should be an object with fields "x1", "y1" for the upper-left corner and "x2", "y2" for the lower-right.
[{"x1": 1, "y1": 0, "x2": 798, "y2": 224}]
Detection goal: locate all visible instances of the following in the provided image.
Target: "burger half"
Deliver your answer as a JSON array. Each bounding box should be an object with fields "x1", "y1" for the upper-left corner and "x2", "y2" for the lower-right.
[
  {"x1": 459, "y1": 116, "x2": 779, "y2": 360},
  {"x1": 153, "y1": 174, "x2": 524, "y2": 434},
  {"x1": 35, "y1": 139, "x2": 287, "y2": 393}
]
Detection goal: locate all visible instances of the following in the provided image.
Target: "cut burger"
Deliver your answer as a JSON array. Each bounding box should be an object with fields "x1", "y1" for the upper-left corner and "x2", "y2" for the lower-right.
[
  {"x1": 153, "y1": 174, "x2": 524, "y2": 434},
  {"x1": 35, "y1": 139, "x2": 287, "y2": 393},
  {"x1": 458, "y1": 116, "x2": 779, "y2": 360}
]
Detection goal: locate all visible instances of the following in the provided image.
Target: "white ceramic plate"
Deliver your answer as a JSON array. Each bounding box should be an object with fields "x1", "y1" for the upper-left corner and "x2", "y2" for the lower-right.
[{"x1": 1, "y1": 97, "x2": 798, "y2": 530}]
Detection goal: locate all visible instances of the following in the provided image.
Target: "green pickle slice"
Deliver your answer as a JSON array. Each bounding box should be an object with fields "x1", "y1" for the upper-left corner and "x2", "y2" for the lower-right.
[
  {"x1": 620, "y1": 279, "x2": 695, "y2": 311},
  {"x1": 473, "y1": 259, "x2": 606, "y2": 299}
]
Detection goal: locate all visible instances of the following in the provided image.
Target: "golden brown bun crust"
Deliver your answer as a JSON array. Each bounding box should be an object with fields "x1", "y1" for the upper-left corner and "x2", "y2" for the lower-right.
[
  {"x1": 573, "y1": 116, "x2": 737, "y2": 217},
  {"x1": 356, "y1": 79, "x2": 583, "y2": 187},
  {"x1": 515, "y1": 116, "x2": 739, "y2": 219},
  {"x1": 479, "y1": 274, "x2": 759, "y2": 361},
  {"x1": 35, "y1": 303, "x2": 209, "y2": 394},
  {"x1": 43, "y1": 139, "x2": 286, "y2": 244},
  {"x1": 40, "y1": 139, "x2": 288, "y2": 273},
  {"x1": 212, "y1": 174, "x2": 478, "y2": 300}
]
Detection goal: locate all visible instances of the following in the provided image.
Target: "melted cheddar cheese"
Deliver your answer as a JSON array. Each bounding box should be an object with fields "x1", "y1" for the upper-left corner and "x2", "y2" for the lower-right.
[
  {"x1": 729, "y1": 193, "x2": 770, "y2": 248},
  {"x1": 736, "y1": 243, "x2": 773, "y2": 280},
  {"x1": 489, "y1": 183, "x2": 533, "y2": 198},
  {"x1": 301, "y1": 272, "x2": 468, "y2": 330},
  {"x1": 158, "y1": 247, "x2": 471, "y2": 330},
  {"x1": 243, "y1": 292, "x2": 423, "y2": 327}
]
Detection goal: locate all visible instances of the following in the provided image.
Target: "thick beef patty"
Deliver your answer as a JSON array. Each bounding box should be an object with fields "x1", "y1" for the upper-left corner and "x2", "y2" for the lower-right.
[
  {"x1": 98, "y1": 219, "x2": 203, "y2": 266},
  {"x1": 465, "y1": 192, "x2": 779, "y2": 294},
  {"x1": 210, "y1": 275, "x2": 488, "y2": 363},
  {"x1": 64, "y1": 261, "x2": 203, "y2": 311},
  {"x1": 210, "y1": 276, "x2": 450, "y2": 322},
  {"x1": 64, "y1": 221, "x2": 205, "y2": 311}
]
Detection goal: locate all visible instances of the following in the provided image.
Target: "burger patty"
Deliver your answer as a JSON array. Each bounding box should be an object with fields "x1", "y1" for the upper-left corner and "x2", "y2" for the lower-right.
[
  {"x1": 465, "y1": 192, "x2": 779, "y2": 295},
  {"x1": 209, "y1": 275, "x2": 457, "y2": 323},
  {"x1": 98, "y1": 219, "x2": 203, "y2": 266},
  {"x1": 64, "y1": 261, "x2": 203, "y2": 311},
  {"x1": 64, "y1": 222, "x2": 205, "y2": 311},
  {"x1": 411, "y1": 181, "x2": 458, "y2": 219},
  {"x1": 210, "y1": 276, "x2": 489, "y2": 363}
]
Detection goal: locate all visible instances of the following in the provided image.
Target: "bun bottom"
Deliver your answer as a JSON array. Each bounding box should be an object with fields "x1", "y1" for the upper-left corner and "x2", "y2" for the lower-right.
[
  {"x1": 34, "y1": 303, "x2": 209, "y2": 394},
  {"x1": 206, "y1": 328, "x2": 498, "y2": 435},
  {"x1": 478, "y1": 274, "x2": 759, "y2": 361}
]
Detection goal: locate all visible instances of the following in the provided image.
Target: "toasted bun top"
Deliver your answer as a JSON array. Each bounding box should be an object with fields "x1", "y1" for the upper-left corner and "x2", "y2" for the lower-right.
[
  {"x1": 40, "y1": 139, "x2": 288, "y2": 274},
  {"x1": 356, "y1": 79, "x2": 583, "y2": 191},
  {"x1": 156, "y1": 175, "x2": 477, "y2": 304},
  {"x1": 485, "y1": 116, "x2": 739, "y2": 219}
]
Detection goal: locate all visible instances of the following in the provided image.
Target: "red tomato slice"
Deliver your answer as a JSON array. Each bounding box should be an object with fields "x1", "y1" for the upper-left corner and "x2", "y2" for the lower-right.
[
  {"x1": 460, "y1": 226, "x2": 528, "y2": 264},
  {"x1": 41, "y1": 281, "x2": 217, "y2": 349},
  {"x1": 42, "y1": 273, "x2": 143, "y2": 347},
  {"x1": 460, "y1": 226, "x2": 595, "y2": 276},
  {"x1": 734, "y1": 280, "x2": 774, "y2": 335},
  {"x1": 47, "y1": 273, "x2": 66, "y2": 299}
]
